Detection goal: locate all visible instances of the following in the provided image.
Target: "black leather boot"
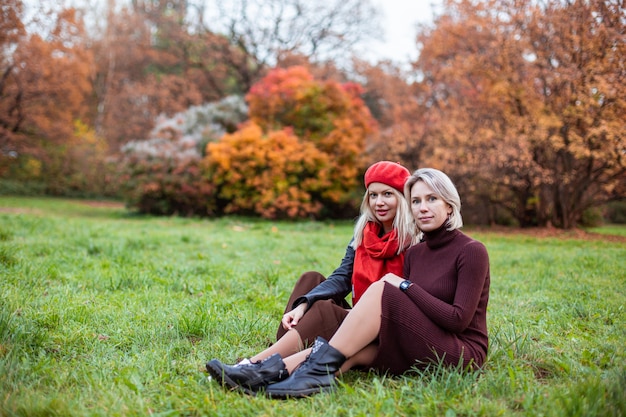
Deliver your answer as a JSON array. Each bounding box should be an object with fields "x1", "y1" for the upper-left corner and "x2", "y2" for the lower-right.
[
  {"x1": 265, "y1": 337, "x2": 346, "y2": 398},
  {"x1": 206, "y1": 353, "x2": 288, "y2": 395}
]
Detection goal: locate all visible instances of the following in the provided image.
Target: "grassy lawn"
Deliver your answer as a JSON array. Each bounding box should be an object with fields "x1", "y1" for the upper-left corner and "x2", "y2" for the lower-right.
[{"x1": 1, "y1": 197, "x2": 625, "y2": 416}]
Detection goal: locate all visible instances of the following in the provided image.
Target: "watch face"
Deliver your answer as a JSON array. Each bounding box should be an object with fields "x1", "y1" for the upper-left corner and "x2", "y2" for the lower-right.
[{"x1": 400, "y1": 281, "x2": 410, "y2": 291}]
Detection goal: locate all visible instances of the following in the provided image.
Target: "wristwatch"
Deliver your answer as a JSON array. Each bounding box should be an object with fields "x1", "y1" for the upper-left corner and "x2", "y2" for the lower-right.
[{"x1": 399, "y1": 280, "x2": 412, "y2": 292}]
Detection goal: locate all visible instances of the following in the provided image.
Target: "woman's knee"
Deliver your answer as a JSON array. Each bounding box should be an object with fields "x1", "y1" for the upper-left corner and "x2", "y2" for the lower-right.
[
  {"x1": 296, "y1": 271, "x2": 326, "y2": 287},
  {"x1": 354, "y1": 280, "x2": 386, "y2": 307},
  {"x1": 288, "y1": 271, "x2": 326, "y2": 296},
  {"x1": 368, "y1": 279, "x2": 387, "y2": 295}
]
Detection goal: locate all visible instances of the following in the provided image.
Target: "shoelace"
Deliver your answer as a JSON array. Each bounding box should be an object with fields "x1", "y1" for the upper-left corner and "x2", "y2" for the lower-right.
[{"x1": 291, "y1": 339, "x2": 325, "y2": 374}]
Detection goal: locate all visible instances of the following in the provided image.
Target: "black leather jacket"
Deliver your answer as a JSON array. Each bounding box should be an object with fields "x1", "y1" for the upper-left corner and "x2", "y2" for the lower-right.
[{"x1": 292, "y1": 240, "x2": 355, "y2": 310}]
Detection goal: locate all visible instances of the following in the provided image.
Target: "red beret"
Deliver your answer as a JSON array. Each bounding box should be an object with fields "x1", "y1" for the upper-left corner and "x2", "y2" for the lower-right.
[{"x1": 364, "y1": 161, "x2": 410, "y2": 193}]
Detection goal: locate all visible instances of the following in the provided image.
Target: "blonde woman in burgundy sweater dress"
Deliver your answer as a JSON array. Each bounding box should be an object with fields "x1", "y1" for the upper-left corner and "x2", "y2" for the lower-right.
[{"x1": 262, "y1": 168, "x2": 491, "y2": 398}]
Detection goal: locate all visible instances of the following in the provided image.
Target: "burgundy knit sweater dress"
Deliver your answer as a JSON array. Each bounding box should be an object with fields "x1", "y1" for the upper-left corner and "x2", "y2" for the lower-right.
[{"x1": 369, "y1": 225, "x2": 490, "y2": 375}]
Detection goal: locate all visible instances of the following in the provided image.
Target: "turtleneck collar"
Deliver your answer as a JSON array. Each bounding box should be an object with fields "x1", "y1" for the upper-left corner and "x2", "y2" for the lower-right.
[{"x1": 423, "y1": 224, "x2": 459, "y2": 249}]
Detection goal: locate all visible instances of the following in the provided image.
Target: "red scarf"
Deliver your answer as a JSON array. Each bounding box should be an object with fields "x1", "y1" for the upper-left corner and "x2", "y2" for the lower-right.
[{"x1": 352, "y1": 222, "x2": 405, "y2": 305}]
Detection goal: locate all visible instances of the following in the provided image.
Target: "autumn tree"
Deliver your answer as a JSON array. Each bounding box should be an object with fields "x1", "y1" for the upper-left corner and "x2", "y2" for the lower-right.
[
  {"x1": 528, "y1": 0, "x2": 626, "y2": 228},
  {"x1": 0, "y1": 0, "x2": 26, "y2": 174},
  {"x1": 353, "y1": 60, "x2": 440, "y2": 171},
  {"x1": 205, "y1": 66, "x2": 377, "y2": 219},
  {"x1": 206, "y1": 122, "x2": 328, "y2": 218},
  {"x1": 0, "y1": 2, "x2": 103, "y2": 194},
  {"x1": 246, "y1": 66, "x2": 375, "y2": 207},
  {"x1": 89, "y1": 0, "x2": 234, "y2": 148},
  {"x1": 412, "y1": 0, "x2": 625, "y2": 228}
]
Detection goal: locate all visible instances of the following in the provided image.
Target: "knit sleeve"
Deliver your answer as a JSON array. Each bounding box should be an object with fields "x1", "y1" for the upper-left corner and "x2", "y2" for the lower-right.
[{"x1": 405, "y1": 240, "x2": 489, "y2": 333}]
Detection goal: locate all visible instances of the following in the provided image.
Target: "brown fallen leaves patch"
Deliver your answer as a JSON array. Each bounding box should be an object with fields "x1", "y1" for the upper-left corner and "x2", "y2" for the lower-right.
[{"x1": 469, "y1": 225, "x2": 626, "y2": 243}]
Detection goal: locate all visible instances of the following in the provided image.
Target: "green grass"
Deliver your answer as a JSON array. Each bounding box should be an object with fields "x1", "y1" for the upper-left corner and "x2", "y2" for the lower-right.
[
  {"x1": 1, "y1": 197, "x2": 625, "y2": 416},
  {"x1": 588, "y1": 224, "x2": 626, "y2": 238}
]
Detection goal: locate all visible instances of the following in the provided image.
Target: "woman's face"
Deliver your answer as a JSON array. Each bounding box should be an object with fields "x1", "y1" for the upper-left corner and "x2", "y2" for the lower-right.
[
  {"x1": 368, "y1": 182, "x2": 398, "y2": 234},
  {"x1": 410, "y1": 180, "x2": 452, "y2": 232}
]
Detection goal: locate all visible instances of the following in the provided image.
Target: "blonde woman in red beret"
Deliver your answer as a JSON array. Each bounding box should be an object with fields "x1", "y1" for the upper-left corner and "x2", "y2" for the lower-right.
[{"x1": 206, "y1": 161, "x2": 417, "y2": 394}]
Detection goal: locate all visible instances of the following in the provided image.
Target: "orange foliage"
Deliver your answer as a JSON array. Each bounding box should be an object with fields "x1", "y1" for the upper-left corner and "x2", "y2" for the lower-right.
[
  {"x1": 206, "y1": 122, "x2": 328, "y2": 218},
  {"x1": 245, "y1": 66, "x2": 375, "y2": 208},
  {"x1": 1, "y1": 6, "x2": 95, "y2": 192},
  {"x1": 411, "y1": 0, "x2": 625, "y2": 228},
  {"x1": 204, "y1": 66, "x2": 377, "y2": 218},
  {"x1": 247, "y1": 66, "x2": 376, "y2": 142},
  {"x1": 353, "y1": 61, "x2": 437, "y2": 170}
]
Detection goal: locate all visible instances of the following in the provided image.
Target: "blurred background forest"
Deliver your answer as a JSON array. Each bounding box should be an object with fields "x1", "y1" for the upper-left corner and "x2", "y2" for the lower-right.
[{"x1": 1, "y1": 0, "x2": 624, "y2": 228}]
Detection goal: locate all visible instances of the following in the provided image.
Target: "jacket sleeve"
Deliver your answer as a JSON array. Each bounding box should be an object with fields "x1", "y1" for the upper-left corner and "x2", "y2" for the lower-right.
[{"x1": 291, "y1": 240, "x2": 355, "y2": 310}]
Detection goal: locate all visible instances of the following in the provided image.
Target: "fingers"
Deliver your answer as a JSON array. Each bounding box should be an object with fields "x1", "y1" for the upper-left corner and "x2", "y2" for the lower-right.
[
  {"x1": 281, "y1": 314, "x2": 293, "y2": 330},
  {"x1": 382, "y1": 273, "x2": 402, "y2": 285},
  {"x1": 281, "y1": 312, "x2": 298, "y2": 330},
  {"x1": 281, "y1": 303, "x2": 307, "y2": 330}
]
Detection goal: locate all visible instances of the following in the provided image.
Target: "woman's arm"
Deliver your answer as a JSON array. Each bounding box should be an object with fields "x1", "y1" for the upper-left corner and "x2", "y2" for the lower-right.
[{"x1": 291, "y1": 241, "x2": 355, "y2": 310}]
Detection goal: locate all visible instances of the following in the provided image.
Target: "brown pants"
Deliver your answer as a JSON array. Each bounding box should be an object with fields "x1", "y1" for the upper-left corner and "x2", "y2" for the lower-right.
[{"x1": 276, "y1": 271, "x2": 351, "y2": 347}]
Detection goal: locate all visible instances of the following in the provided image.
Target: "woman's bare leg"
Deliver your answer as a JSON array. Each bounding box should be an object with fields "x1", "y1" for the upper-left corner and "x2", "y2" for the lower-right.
[
  {"x1": 283, "y1": 348, "x2": 311, "y2": 373},
  {"x1": 340, "y1": 343, "x2": 378, "y2": 373},
  {"x1": 329, "y1": 280, "x2": 385, "y2": 358},
  {"x1": 249, "y1": 329, "x2": 304, "y2": 362}
]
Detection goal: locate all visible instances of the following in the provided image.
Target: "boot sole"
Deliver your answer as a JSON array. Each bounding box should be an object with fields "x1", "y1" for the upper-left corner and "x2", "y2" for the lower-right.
[
  {"x1": 205, "y1": 361, "x2": 258, "y2": 396},
  {"x1": 265, "y1": 385, "x2": 334, "y2": 399}
]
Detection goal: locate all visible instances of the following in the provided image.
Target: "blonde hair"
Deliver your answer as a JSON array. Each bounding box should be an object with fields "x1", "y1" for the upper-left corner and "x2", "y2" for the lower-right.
[
  {"x1": 351, "y1": 187, "x2": 417, "y2": 253},
  {"x1": 405, "y1": 168, "x2": 463, "y2": 234}
]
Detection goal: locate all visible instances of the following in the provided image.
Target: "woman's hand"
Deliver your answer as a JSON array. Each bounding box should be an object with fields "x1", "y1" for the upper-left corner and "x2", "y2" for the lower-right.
[
  {"x1": 281, "y1": 302, "x2": 307, "y2": 330},
  {"x1": 381, "y1": 272, "x2": 405, "y2": 288}
]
